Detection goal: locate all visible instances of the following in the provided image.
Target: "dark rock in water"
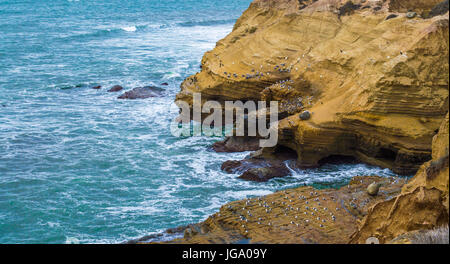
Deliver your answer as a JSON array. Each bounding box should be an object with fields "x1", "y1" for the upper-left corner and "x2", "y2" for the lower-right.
[
  {"x1": 61, "y1": 84, "x2": 87, "y2": 90},
  {"x1": 386, "y1": 14, "x2": 398, "y2": 20},
  {"x1": 429, "y1": 0, "x2": 449, "y2": 17},
  {"x1": 212, "y1": 136, "x2": 261, "y2": 153},
  {"x1": 406, "y1": 12, "x2": 417, "y2": 18},
  {"x1": 92, "y1": 85, "x2": 102, "y2": 89},
  {"x1": 221, "y1": 160, "x2": 259, "y2": 174},
  {"x1": 123, "y1": 233, "x2": 164, "y2": 244},
  {"x1": 339, "y1": 1, "x2": 361, "y2": 17},
  {"x1": 299, "y1": 110, "x2": 311, "y2": 120},
  {"x1": 108, "y1": 85, "x2": 123, "y2": 92},
  {"x1": 117, "y1": 86, "x2": 164, "y2": 99},
  {"x1": 222, "y1": 146, "x2": 298, "y2": 182},
  {"x1": 239, "y1": 166, "x2": 290, "y2": 182},
  {"x1": 161, "y1": 82, "x2": 169, "y2": 86}
]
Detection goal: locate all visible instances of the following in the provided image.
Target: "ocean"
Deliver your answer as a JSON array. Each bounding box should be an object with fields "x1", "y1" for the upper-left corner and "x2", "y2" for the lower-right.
[{"x1": 0, "y1": 0, "x2": 398, "y2": 243}]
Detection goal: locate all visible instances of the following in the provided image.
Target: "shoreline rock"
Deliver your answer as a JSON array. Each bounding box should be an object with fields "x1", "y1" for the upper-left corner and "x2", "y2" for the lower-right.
[
  {"x1": 155, "y1": 175, "x2": 406, "y2": 244},
  {"x1": 211, "y1": 136, "x2": 261, "y2": 153},
  {"x1": 108, "y1": 85, "x2": 123, "y2": 92},
  {"x1": 118, "y1": 86, "x2": 164, "y2": 99}
]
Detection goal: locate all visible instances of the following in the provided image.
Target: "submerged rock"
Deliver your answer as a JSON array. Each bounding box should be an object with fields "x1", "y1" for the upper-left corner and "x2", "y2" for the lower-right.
[
  {"x1": 108, "y1": 85, "x2": 123, "y2": 92},
  {"x1": 118, "y1": 86, "x2": 164, "y2": 99},
  {"x1": 92, "y1": 85, "x2": 102, "y2": 89}
]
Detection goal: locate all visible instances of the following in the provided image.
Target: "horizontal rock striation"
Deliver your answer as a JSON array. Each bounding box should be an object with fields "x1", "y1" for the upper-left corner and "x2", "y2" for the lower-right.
[
  {"x1": 176, "y1": 0, "x2": 449, "y2": 175},
  {"x1": 350, "y1": 113, "x2": 449, "y2": 243}
]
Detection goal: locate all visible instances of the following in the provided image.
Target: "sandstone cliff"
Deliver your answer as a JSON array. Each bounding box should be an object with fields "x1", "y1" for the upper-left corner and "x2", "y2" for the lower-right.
[
  {"x1": 176, "y1": 0, "x2": 449, "y2": 175},
  {"x1": 350, "y1": 113, "x2": 449, "y2": 243}
]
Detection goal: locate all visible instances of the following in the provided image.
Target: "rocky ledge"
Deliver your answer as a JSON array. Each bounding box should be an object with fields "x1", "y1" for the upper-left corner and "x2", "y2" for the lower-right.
[{"x1": 153, "y1": 175, "x2": 406, "y2": 244}]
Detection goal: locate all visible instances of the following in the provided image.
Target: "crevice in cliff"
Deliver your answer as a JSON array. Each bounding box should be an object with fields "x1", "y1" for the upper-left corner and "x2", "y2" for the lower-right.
[
  {"x1": 375, "y1": 147, "x2": 398, "y2": 163},
  {"x1": 318, "y1": 155, "x2": 358, "y2": 165}
]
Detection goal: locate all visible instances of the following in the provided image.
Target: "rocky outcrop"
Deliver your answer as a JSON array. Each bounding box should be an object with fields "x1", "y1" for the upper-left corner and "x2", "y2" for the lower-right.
[
  {"x1": 159, "y1": 176, "x2": 406, "y2": 244},
  {"x1": 176, "y1": 0, "x2": 449, "y2": 175},
  {"x1": 108, "y1": 85, "x2": 123, "y2": 92},
  {"x1": 118, "y1": 86, "x2": 164, "y2": 99},
  {"x1": 350, "y1": 113, "x2": 449, "y2": 244},
  {"x1": 221, "y1": 146, "x2": 297, "y2": 182},
  {"x1": 212, "y1": 136, "x2": 261, "y2": 152}
]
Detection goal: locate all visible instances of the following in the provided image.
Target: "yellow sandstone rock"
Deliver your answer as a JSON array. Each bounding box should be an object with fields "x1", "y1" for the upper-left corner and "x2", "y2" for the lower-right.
[
  {"x1": 350, "y1": 113, "x2": 449, "y2": 244},
  {"x1": 176, "y1": 0, "x2": 449, "y2": 175},
  {"x1": 162, "y1": 176, "x2": 405, "y2": 244}
]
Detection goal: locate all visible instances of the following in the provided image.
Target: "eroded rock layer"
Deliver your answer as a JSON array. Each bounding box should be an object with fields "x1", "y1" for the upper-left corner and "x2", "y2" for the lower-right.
[
  {"x1": 350, "y1": 113, "x2": 449, "y2": 244},
  {"x1": 176, "y1": 0, "x2": 449, "y2": 175},
  {"x1": 158, "y1": 176, "x2": 405, "y2": 244}
]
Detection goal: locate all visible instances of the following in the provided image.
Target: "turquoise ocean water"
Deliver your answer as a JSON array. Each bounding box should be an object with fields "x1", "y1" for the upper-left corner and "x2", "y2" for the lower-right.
[{"x1": 0, "y1": 0, "x2": 399, "y2": 243}]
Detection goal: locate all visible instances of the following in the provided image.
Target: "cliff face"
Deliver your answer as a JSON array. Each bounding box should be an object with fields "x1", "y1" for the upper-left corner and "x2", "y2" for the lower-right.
[
  {"x1": 350, "y1": 113, "x2": 449, "y2": 244},
  {"x1": 176, "y1": 0, "x2": 449, "y2": 175}
]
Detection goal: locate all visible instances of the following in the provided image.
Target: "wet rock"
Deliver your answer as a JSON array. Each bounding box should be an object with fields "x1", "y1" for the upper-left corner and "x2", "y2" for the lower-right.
[
  {"x1": 429, "y1": 0, "x2": 449, "y2": 17},
  {"x1": 92, "y1": 85, "x2": 102, "y2": 89},
  {"x1": 212, "y1": 136, "x2": 261, "y2": 153},
  {"x1": 366, "y1": 182, "x2": 382, "y2": 196},
  {"x1": 406, "y1": 12, "x2": 417, "y2": 18},
  {"x1": 221, "y1": 146, "x2": 297, "y2": 182},
  {"x1": 108, "y1": 85, "x2": 123, "y2": 92},
  {"x1": 299, "y1": 110, "x2": 311, "y2": 120},
  {"x1": 118, "y1": 86, "x2": 164, "y2": 99},
  {"x1": 166, "y1": 225, "x2": 188, "y2": 234},
  {"x1": 239, "y1": 165, "x2": 290, "y2": 182},
  {"x1": 161, "y1": 82, "x2": 169, "y2": 86},
  {"x1": 221, "y1": 160, "x2": 255, "y2": 174}
]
